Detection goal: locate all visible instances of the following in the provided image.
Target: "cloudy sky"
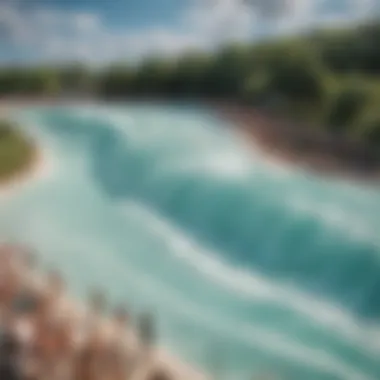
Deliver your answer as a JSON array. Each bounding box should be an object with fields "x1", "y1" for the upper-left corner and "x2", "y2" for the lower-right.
[{"x1": 0, "y1": 0, "x2": 378, "y2": 65}]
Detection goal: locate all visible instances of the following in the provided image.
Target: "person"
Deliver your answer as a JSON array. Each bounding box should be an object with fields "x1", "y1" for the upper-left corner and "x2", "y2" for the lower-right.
[
  {"x1": 138, "y1": 312, "x2": 156, "y2": 352},
  {"x1": 0, "y1": 331, "x2": 23, "y2": 380},
  {"x1": 11, "y1": 255, "x2": 43, "y2": 319},
  {"x1": 146, "y1": 369, "x2": 172, "y2": 380},
  {"x1": 89, "y1": 289, "x2": 107, "y2": 316},
  {"x1": 0, "y1": 245, "x2": 23, "y2": 313},
  {"x1": 0, "y1": 310, "x2": 23, "y2": 380},
  {"x1": 44, "y1": 271, "x2": 73, "y2": 324},
  {"x1": 74, "y1": 325, "x2": 108, "y2": 380},
  {"x1": 43, "y1": 320, "x2": 75, "y2": 380},
  {"x1": 109, "y1": 305, "x2": 138, "y2": 379},
  {"x1": 21, "y1": 272, "x2": 70, "y2": 380},
  {"x1": 0, "y1": 269, "x2": 21, "y2": 317},
  {"x1": 47, "y1": 271, "x2": 65, "y2": 302},
  {"x1": 113, "y1": 305, "x2": 129, "y2": 328},
  {"x1": 84, "y1": 289, "x2": 108, "y2": 338},
  {"x1": 19, "y1": 249, "x2": 38, "y2": 279}
]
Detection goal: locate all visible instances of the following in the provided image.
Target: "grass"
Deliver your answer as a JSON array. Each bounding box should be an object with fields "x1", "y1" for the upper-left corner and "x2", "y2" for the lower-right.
[{"x1": 0, "y1": 119, "x2": 35, "y2": 183}]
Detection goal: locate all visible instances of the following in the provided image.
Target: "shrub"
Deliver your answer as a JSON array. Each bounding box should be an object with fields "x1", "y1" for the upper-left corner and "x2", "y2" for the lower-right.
[
  {"x1": 325, "y1": 79, "x2": 371, "y2": 133},
  {"x1": 0, "y1": 119, "x2": 34, "y2": 181}
]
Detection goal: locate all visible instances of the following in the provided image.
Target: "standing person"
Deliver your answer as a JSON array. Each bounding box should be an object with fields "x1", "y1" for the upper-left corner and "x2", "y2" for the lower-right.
[
  {"x1": 89, "y1": 289, "x2": 107, "y2": 316},
  {"x1": 0, "y1": 310, "x2": 24, "y2": 380},
  {"x1": 137, "y1": 312, "x2": 156, "y2": 363},
  {"x1": 88, "y1": 289, "x2": 107, "y2": 325},
  {"x1": 147, "y1": 369, "x2": 172, "y2": 380},
  {"x1": 110, "y1": 305, "x2": 139, "y2": 379},
  {"x1": 74, "y1": 325, "x2": 108, "y2": 380},
  {"x1": 84, "y1": 289, "x2": 108, "y2": 337},
  {"x1": 50, "y1": 319, "x2": 78, "y2": 380},
  {"x1": 19, "y1": 249, "x2": 38, "y2": 280},
  {"x1": 11, "y1": 251, "x2": 43, "y2": 337},
  {"x1": 0, "y1": 246, "x2": 23, "y2": 313},
  {"x1": 42, "y1": 270, "x2": 78, "y2": 328}
]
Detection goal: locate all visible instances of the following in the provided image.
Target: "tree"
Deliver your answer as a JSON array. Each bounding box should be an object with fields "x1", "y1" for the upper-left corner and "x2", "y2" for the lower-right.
[
  {"x1": 202, "y1": 44, "x2": 252, "y2": 97},
  {"x1": 354, "y1": 106, "x2": 380, "y2": 149},
  {"x1": 326, "y1": 79, "x2": 370, "y2": 133},
  {"x1": 132, "y1": 58, "x2": 174, "y2": 95},
  {"x1": 97, "y1": 65, "x2": 134, "y2": 97},
  {"x1": 166, "y1": 52, "x2": 210, "y2": 96},
  {"x1": 58, "y1": 63, "x2": 92, "y2": 94}
]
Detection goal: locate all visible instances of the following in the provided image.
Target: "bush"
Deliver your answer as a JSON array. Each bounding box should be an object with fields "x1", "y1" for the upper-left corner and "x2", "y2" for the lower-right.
[
  {"x1": 0, "y1": 120, "x2": 34, "y2": 181},
  {"x1": 325, "y1": 79, "x2": 370, "y2": 133},
  {"x1": 242, "y1": 70, "x2": 272, "y2": 105},
  {"x1": 354, "y1": 109, "x2": 380, "y2": 149}
]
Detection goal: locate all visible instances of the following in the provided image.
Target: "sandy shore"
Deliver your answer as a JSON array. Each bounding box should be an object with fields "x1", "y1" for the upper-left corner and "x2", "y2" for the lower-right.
[{"x1": 215, "y1": 102, "x2": 380, "y2": 183}]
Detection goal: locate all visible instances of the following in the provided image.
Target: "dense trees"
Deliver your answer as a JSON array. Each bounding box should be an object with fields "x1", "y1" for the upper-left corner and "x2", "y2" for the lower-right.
[{"x1": 1, "y1": 20, "x2": 380, "y2": 150}]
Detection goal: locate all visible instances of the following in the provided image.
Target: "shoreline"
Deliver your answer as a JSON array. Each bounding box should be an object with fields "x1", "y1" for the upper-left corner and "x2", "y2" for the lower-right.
[
  {"x1": 0, "y1": 144, "x2": 43, "y2": 198},
  {"x1": 0, "y1": 100, "x2": 209, "y2": 380},
  {"x1": 0, "y1": 105, "x2": 48, "y2": 199},
  {"x1": 1, "y1": 245, "x2": 207, "y2": 380},
  {"x1": 214, "y1": 102, "x2": 380, "y2": 185},
  {"x1": 2, "y1": 97, "x2": 380, "y2": 188}
]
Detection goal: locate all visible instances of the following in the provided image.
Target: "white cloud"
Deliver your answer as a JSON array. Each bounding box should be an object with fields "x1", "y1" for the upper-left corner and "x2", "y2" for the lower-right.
[
  {"x1": 72, "y1": 13, "x2": 101, "y2": 33},
  {"x1": 185, "y1": 0, "x2": 258, "y2": 45},
  {"x1": 349, "y1": 0, "x2": 375, "y2": 18},
  {"x1": 275, "y1": 0, "x2": 318, "y2": 32},
  {"x1": 0, "y1": 0, "x2": 259, "y2": 64},
  {"x1": 0, "y1": 0, "x2": 376, "y2": 65}
]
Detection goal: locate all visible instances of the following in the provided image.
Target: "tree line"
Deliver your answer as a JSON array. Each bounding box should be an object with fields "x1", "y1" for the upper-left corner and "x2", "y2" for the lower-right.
[{"x1": 1, "y1": 20, "x2": 380, "y2": 149}]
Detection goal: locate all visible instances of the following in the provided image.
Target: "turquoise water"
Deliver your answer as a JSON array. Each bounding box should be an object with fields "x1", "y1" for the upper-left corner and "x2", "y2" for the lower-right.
[{"x1": 1, "y1": 103, "x2": 380, "y2": 380}]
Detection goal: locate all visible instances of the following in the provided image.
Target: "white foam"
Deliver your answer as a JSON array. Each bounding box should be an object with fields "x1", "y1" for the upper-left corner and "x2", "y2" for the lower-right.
[
  {"x1": 123, "y1": 201, "x2": 380, "y2": 358},
  {"x1": 5, "y1": 104, "x2": 380, "y2": 379}
]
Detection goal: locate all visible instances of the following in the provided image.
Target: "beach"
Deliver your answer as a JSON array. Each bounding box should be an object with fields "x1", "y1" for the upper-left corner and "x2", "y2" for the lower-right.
[{"x1": 216, "y1": 102, "x2": 380, "y2": 183}]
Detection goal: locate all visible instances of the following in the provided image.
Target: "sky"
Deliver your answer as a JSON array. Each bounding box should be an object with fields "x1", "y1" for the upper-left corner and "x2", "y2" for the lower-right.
[{"x1": 0, "y1": 0, "x2": 379, "y2": 65}]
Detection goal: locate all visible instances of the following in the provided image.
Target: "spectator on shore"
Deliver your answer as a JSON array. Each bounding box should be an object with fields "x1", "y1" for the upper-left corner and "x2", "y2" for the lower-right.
[
  {"x1": 30, "y1": 319, "x2": 68, "y2": 380},
  {"x1": 45, "y1": 271, "x2": 73, "y2": 323},
  {"x1": 89, "y1": 289, "x2": 107, "y2": 316},
  {"x1": 138, "y1": 312, "x2": 156, "y2": 361},
  {"x1": 12, "y1": 251, "x2": 43, "y2": 320},
  {"x1": 47, "y1": 271, "x2": 65, "y2": 300},
  {"x1": 75, "y1": 325, "x2": 108, "y2": 380},
  {"x1": 111, "y1": 305, "x2": 138, "y2": 378},
  {"x1": 0, "y1": 310, "x2": 24, "y2": 380},
  {"x1": 0, "y1": 265, "x2": 21, "y2": 314},
  {"x1": 20, "y1": 250, "x2": 38, "y2": 278},
  {"x1": 147, "y1": 369, "x2": 172, "y2": 380},
  {"x1": 113, "y1": 305, "x2": 130, "y2": 333},
  {"x1": 85, "y1": 288, "x2": 108, "y2": 336}
]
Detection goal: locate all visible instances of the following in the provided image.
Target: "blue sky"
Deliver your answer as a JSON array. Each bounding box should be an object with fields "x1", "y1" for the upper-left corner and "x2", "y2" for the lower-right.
[{"x1": 0, "y1": 0, "x2": 379, "y2": 65}]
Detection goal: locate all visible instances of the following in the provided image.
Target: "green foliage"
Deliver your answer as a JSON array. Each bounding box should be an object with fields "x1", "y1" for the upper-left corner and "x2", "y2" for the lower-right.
[
  {"x1": 58, "y1": 63, "x2": 94, "y2": 94},
  {"x1": 242, "y1": 70, "x2": 272, "y2": 105},
  {"x1": 0, "y1": 120, "x2": 34, "y2": 181},
  {"x1": 351, "y1": 94, "x2": 380, "y2": 149},
  {"x1": 133, "y1": 58, "x2": 175, "y2": 95},
  {"x1": 1, "y1": 20, "x2": 380, "y2": 148},
  {"x1": 97, "y1": 65, "x2": 134, "y2": 97},
  {"x1": 360, "y1": 115, "x2": 380, "y2": 147},
  {"x1": 325, "y1": 78, "x2": 371, "y2": 133}
]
